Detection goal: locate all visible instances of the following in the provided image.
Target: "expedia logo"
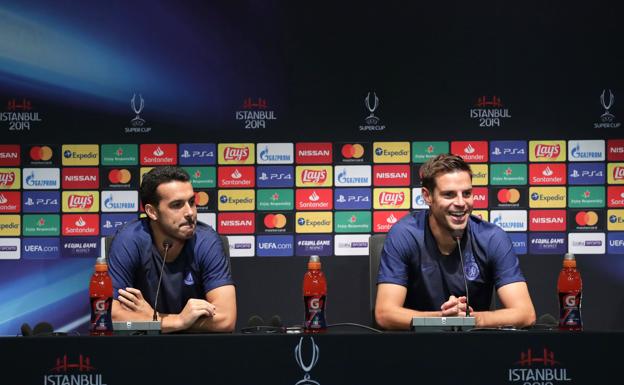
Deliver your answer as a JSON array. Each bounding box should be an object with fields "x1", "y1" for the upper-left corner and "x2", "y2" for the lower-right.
[
  {"x1": 608, "y1": 210, "x2": 624, "y2": 230},
  {"x1": 373, "y1": 142, "x2": 410, "y2": 163},
  {"x1": 218, "y1": 190, "x2": 255, "y2": 211},
  {"x1": 62, "y1": 145, "x2": 99, "y2": 165},
  {"x1": 63, "y1": 151, "x2": 97, "y2": 160},
  {"x1": 529, "y1": 187, "x2": 566, "y2": 208},
  {"x1": 295, "y1": 212, "x2": 332, "y2": 233}
]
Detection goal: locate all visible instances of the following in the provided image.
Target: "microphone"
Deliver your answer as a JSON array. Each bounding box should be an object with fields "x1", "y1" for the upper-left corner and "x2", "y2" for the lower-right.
[
  {"x1": 452, "y1": 229, "x2": 470, "y2": 317},
  {"x1": 153, "y1": 239, "x2": 173, "y2": 321}
]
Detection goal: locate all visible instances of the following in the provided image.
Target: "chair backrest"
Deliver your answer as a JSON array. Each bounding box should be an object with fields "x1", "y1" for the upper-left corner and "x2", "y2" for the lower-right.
[
  {"x1": 369, "y1": 234, "x2": 387, "y2": 325},
  {"x1": 220, "y1": 235, "x2": 230, "y2": 258}
]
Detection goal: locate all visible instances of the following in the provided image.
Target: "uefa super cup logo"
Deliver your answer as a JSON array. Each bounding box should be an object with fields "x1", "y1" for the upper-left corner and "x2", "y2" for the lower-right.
[
  {"x1": 364, "y1": 92, "x2": 380, "y2": 125},
  {"x1": 294, "y1": 337, "x2": 320, "y2": 385},
  {"x1": 600, "y1": 89, "x2": 615, "y2": 122},
  {"x1": 130, "y1": 93, "x2": 146, "y2": 127}
]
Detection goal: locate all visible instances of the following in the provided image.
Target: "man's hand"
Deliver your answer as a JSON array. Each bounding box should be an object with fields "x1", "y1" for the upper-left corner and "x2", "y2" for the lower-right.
[
  {"x1": 176, "y1": 298, "x2": 217, "y2": 330},
  {"x1": 440, "y1": 295, "x2": 473, "y2": 317},
  {"x1": 117, "y1": 288, "x2": 154, "y2": 319}
]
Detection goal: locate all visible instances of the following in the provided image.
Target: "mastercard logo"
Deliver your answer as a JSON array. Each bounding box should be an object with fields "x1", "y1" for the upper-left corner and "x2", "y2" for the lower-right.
[
  {"x1": 264, "y1": 213, "x2": 287, "y2": 229},
  {"x1": 497, "y1": 188, "x2": 520, "y2": 203},
  {"x1": 575, "y1": 211, "x2": 598, "y2": 226},
  {"x1": 341, "y1": 144, "x2": 365, "y2": 159},
  {"x1": 108, "y1": 169, "x2": 132, "y2": 184},
  {"x1": 29, "y1": 146, "x2": 53, "y2": 161},
  {"x1": 195, "y1": 191, "x2": 210, "y2": 206}
]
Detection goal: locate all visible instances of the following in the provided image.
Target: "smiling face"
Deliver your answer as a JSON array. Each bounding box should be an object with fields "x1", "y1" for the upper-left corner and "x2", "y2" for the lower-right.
[
  {"x1": 422, "y1": 170, "x2": 474, "y2": 236},
  {"x1": 145, "y1": 180, "x2": 197, "y2": 242}
]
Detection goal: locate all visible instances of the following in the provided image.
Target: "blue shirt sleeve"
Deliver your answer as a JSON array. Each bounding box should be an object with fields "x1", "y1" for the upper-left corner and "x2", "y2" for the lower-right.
[
  {"x1": 196, "y1": 231, "x2": 234, "y2": 294},
  {"x1": 377, "y1": 221, "x2": 415, "y2": 287},
  {"x1": 488, "y1": 228, "x2": 525, "y2": 289},
  {"x1": 108, "y1": 235, "x2": 139, "y2": 300}
]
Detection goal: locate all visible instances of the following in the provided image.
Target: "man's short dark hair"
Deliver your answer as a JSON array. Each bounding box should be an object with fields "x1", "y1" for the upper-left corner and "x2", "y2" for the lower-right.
[
  {"x1": 140, "y1": 166, "x2": 191, "y2": 207},
  {"x1": 420, "y1": 154, "x2": 472, "y2": 192}
]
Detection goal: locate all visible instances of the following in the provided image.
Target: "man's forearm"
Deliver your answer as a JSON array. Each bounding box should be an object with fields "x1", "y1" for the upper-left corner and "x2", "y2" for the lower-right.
[
  {"x1": 473, "y1": 308, "x2": 536, "y2": 328},
  {"x1": 375, "y1": 306, "x2": 442, "y2": 330}
]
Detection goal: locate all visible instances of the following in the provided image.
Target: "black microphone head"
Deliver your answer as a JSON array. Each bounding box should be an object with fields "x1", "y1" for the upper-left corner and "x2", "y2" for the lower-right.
[
  {"x1": 32, "y1": 322, "x2": 54, "y2": 336},
  {"x1": 20, "y1": 323, "x2": 32, "y2": 336},
  {"x1": 162, "y1": 239, "x2": 173, "y2": 249},
  {"x1": 451, "y1": 229, "x2": 464, "y2": 240},
  {"x1": 247, "y1": 315, "x2": 265, "y2": 328},
  {"x1": 269, "y1": 315, "x2": 283, "y2": 328}
]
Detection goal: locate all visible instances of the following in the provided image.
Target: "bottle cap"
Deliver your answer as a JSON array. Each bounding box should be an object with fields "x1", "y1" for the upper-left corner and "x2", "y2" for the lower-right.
[
  {"x1": 308, "y1": 255, "x2": 321, "y2": 269},
  {"x1": 563, "y1": 253, "x2": 576, "y2": 267},
  {"x1": 95, "y1": 256, "x2": 108, "y2": 271}
]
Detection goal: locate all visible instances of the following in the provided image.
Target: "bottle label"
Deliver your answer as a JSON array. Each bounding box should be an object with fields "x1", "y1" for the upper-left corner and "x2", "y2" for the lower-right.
[
  {"x1": 90, "y1": 296, "x2": 113, "y2": 332},
  {"x1": 559, "y1": 292, "x2": 582, "y2": 327},
  {"x1": 304, "y1": 295, "x2": 326, "y2": 330}
]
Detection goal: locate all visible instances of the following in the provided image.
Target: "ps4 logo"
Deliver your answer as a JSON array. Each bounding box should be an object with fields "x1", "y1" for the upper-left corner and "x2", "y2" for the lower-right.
[
  {"x1": 25, "y1": 198, "x2": 58, "y2": 206},
  {"x1": 492, "y1": 147, "x2": 525, "y2": 155},
  {"x1": 181, "y1": 150, "x2": 214, "y2": 158}
]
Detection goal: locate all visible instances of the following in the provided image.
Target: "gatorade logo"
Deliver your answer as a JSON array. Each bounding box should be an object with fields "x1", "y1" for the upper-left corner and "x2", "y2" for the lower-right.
[
  {"x1": 309, "y1": 297, "x2": 320, "y2": 309},
  {"x1": 95, "y1": 299, "x2": 107, "y2": 312},
  {"x1": 564, "y1": 294, "x2": 576, "y2": 308}
]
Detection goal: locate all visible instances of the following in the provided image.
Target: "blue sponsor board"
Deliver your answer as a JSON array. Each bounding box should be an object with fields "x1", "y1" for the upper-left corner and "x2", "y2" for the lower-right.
[
  {"x1": 489, "y1": 141, "x2": 527, "y2": 163},
  {"x1": 334, "y1": 188, "x2": 372, "y2": 210},
  {"x1": 607, "y1": 233, "x2": 624, "y2": 254},
  {"x1": 528, "y1": 232, "x2": 567, "y2": 254},
  {"x1": 22, "y1": 191, "x2": 60, "y2": 213},
  {"x1": 256, "y1": 235, "x2": 294, "y2": 257},
  {"x1": 567, "y1": 163, "x2": 605, "y2": 185},
  {"x1": 178, "y1": 143, "x2": 216, "y2": 165},
  {"x1": 295, "y1": 235, "x2": 333, "y2": 256},
  {"x1": 61, "y1": 237, "x2": 100, "y2": 258},
  {"x1": 101, "y1": 213, "x2": 137, "y2": 236},
  {"x1": 508, "y1": 233, "x2": 527, "y2": 255},
  {"x1": 256, "y1": 166, "x2": 294, "y2": 188},
  {"x1": 22, "y1": 237, "x2": 60, "y2": 260}
]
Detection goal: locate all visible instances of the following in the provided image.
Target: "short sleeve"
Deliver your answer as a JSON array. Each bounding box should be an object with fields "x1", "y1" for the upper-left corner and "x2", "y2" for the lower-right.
[
  {"x1": 377, "y1": 223, "x2": 413, "y2": 287},
  {"x1": 489, "y1": 229, "x2": 525, "y2": 289},
  {"x1": 197, "y1": 232, "x2": 235, "y2": 293}
]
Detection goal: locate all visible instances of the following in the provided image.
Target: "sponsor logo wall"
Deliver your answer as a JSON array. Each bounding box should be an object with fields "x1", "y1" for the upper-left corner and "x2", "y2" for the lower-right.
[{"x1": 1, "y1": 140, "x2": 621, "y2": 258}]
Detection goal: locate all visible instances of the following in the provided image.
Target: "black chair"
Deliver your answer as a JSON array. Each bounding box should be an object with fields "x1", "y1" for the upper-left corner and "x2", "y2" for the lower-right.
[{"x1": 368, "y1": 234, "x2": 386, "y2": 326}]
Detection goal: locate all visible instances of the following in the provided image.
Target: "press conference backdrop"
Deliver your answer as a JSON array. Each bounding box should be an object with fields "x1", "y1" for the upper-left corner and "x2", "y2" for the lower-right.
[{"x1": 0, "y1": 1, "x2": 622, "y2": 334}]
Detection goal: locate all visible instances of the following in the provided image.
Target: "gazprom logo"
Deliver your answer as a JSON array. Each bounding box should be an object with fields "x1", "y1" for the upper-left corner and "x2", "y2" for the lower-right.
[
  {"x1": 101, "y1": 191, "x2": 138, "y2": 212},
  {"x1": 257, "y1": 143, "x2": 294, "y2": 164},
  {"x1": 335, "y1": 166, "x2": 371, "y2": 187},
  {"x1": 23, "y1": 168, "x2": 60, "y2": 189},
  {"x1": 490, "y1": 210, "x2": 527, "y2": 231},
  {"x1": 568, "y1": 140, "x2": 605, "y2": 161}
]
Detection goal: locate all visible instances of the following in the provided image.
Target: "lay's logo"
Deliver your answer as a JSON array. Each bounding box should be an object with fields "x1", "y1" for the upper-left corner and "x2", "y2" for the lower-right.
[
  {"x1": 219, "y1": 144, "x2": 254, "y2": 164},
  {"x1": 0, "y1": 171, "x2": 17, "y2": 188},
  {"x1": 613, "y1": 166, "x2": 624, "y2": 180},
  {"x1": 296, "y1": 166, "x2": 332, "y2": 187},
  {"x1": 529, "y1": 141, "x2": 566, "y2": 162},
  {"x1": 63, "y1": 191, "x2": 99, "y2": 212},
  {"x1": 607, "y1": 163, "x2": 624, "y2": 184},
  {"x1": 224, "y1": 147, "x2": 249, "y2": 161},
  {"x1": 374, "y1": 188, "x2": 410, "y2": 209}
]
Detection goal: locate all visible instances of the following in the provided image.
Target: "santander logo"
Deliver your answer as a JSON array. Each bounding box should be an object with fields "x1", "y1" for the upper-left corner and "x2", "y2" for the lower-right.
[
  {"x1": 302, "y1": 170, "x2": 327, "y2": 184},
  {"x1": 75, "y1": 217, "x2": 87, "y2": 227},
  {"x1": 308, "y1": 191, "x2": 320, "y2": 202},
  {"x1": 542, "y1": 166, "x2": 553, "y2": 176},
  {"x1": 224, "y1": 147, "x2": 249, "y2": 161},
  {"x1": 387, "y1": 214, "x2": 398, "y2": 224},
  {"x1": 152, "y1": 147, "x2": 164, "y2": 156},
  {"x1": 464, "y1": 144, "x2": 475, "y2": 154},
  {"x1": 380, "y1": 192, "x2": 405, "y2": 206},
  {"x1": 535, "y1": 144, "x2": 560, "y2": 159},
  {"x1": 231, "y1": 169, "x2": 242, "y2": 179},
  {"x1": 0, "y1": 194, "x2": 7, "y2": 204},
  {"x1": 68, "y1": 195, "x2": 94, "y2": 209}
]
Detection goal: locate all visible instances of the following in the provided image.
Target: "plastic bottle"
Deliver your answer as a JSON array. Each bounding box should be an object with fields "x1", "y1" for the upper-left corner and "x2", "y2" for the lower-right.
[
  {"x1": 303, "y1": 255, "x2": 327, "y2": 333},
  {"x1": 558, "y1": 253, "x2": 582, "y2": 331},
  {"x1": 90, "y1": 256, "x2": 113, "y2": 336}
]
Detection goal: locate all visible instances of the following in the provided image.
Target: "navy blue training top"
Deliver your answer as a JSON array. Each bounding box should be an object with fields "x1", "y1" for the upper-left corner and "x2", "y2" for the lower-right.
[
  {"x1": 108, "y1": 219, "x2": 233, "y2": 314},
  {"x1": 377, "y1": 210, "x2": 525, "y2": 311}
]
